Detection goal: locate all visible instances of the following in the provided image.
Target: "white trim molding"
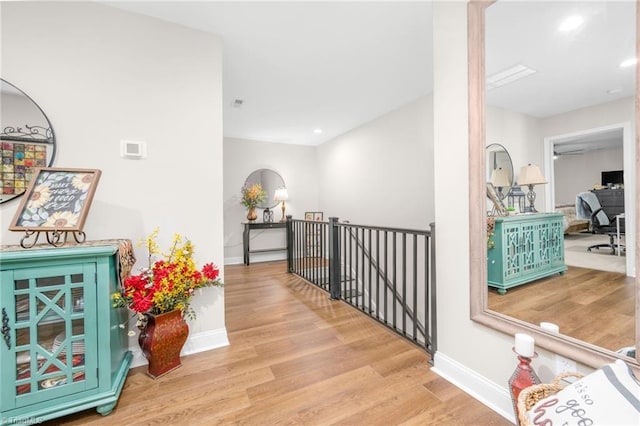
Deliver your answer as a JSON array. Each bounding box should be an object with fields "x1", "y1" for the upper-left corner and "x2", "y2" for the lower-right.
[
  {"x1": 432, "y1": 352, "x2": 515, "y2": 423},
  {"x1": 224, "y1": 252, "x2": 287, "y2": 266}
]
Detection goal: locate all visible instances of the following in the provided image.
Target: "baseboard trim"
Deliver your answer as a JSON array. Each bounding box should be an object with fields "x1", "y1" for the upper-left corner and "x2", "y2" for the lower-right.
[
  {"x1": 225, "y1": 252, "x2": 286, "y2": 266},
  {"x1": 432, "y1": 352, "x2": 515, "y2": 423},
  {"x1": 130, "y1": 327, "x2": 230, "y2": 368}
]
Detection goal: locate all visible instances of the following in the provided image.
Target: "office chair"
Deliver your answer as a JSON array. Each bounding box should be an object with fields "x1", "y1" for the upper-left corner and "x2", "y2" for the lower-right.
[{"x1": 577, "y1": 192, "x2": 624, "y2": 255}]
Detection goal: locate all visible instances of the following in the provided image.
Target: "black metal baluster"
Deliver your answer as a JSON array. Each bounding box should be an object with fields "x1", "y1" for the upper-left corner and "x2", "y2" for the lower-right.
[
  {"x1": 384, "y1": 231, "x2": 388, "y2": 325},
  {"x1": 392, "y1": 232, "x2": 397, "y2": 330},
  {"x1": 429, "y1": 223, "x2": 437, "y2": 357},
  {"x1": 402, "y1": 232, "x2": 407, "y2": 336},
  {"x1": 424, "y1": 233, "x2": 429, "y2": 352},
  {"x1": 375, "y1": 229, "x2": 380, "y2": 320},
  {"x1": 413, "y1": 233, "x2": 418, "y2": 343},
  {"x1": 367, "y1": 229, "x2": 372, "y2": 314},
  {"x1": 313, "y1": 222, "x2": 317, "y2": 286}
]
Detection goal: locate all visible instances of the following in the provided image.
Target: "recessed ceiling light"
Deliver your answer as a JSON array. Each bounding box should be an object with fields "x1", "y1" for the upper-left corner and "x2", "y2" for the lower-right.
[
  {"x1": 486, "y1": 65, "x2": 537, "y2": 91},
  {"x1": 607, "y1": 88, "x2": 622, "y2": 95},
  {"x1": 558, "y1": 15, "x2": 584, "y2": 32},
  {"x1": 313, "y1": 128, "x2": 322, "y2": 134},
  {"x1": 619, "y1": 57, "x2": 638, "y2": 68}
]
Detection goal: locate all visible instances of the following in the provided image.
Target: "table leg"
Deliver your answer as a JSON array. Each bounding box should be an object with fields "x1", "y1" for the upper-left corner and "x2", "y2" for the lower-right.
[{"x1": 243, "y1": 224, "x2": 250, "y2": 265}]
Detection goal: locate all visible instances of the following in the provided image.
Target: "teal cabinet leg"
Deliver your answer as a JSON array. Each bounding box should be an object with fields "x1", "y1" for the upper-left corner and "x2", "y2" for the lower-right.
[
  {"x1": 96, "y1": 401, "x2": 117, "y2": 416},
  {"x1": 498, "y1": 288, "x2": 507, "y2": 295}
]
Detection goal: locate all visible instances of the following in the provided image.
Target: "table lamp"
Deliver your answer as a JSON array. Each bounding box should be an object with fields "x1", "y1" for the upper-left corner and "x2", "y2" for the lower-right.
[
  {"x1": 490, "y1": 167, "x2": 510, "y2": 200},
  {"x1": 274, "y1": 187, "x2": 289, "y2": 222},
  {"x1": 518, "y1": 164, "x2": 546, "y2": 213}
]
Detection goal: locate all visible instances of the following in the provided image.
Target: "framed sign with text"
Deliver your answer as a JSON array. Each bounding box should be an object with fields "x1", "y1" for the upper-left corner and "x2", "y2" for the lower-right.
[{"x1": 10, "y1": 167, "x2": 102, "y2": 232}]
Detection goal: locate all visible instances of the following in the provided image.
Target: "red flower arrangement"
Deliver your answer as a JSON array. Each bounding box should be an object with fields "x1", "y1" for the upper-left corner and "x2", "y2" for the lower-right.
[{"x1": 113, "y1": 229, "x2": 223, "y2": 320}]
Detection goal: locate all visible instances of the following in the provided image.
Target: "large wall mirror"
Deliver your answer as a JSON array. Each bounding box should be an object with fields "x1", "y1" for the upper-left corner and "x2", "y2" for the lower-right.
[
  {"x1": 469, "y1": 1, "x2": 639, "y2": 370},
  {"x1": 244, "y1": 168, "x2": 285, "y2": 210},
  {"x1": 0, "y1": 78, "x2": 56, "y2": 204}
]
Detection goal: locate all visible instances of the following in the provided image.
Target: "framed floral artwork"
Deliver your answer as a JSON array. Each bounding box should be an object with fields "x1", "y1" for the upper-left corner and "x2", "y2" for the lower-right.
[
  {"x1": 305, "y1": 211, "x2": 323, "y2": 222},
  {"x1": 9, "y1": 167, "x2": 102, "y2": 232}
]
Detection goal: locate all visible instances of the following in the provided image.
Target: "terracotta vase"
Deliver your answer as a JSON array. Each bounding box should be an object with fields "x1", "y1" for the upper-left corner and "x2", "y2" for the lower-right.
[
  {"x1": 247, "y1": 206, "x2": 258, "y2": 222},
  {"x1": 138, "y1": 309, "x2": 189, "y2": 379}
]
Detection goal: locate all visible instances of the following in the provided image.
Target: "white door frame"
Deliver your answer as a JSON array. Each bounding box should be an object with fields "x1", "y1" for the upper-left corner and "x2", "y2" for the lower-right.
[{"x1": 543, "y1": 122, "x2": 635, "y2": 277}]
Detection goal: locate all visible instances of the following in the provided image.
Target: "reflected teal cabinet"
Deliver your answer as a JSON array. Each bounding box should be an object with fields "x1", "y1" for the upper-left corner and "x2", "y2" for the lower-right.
[
  {"x1": 487, "y1": 213, "x2": 566, "y2": 294},
  {"x1": 0, "y1": 245, "x2": 132, "y2": 424}
]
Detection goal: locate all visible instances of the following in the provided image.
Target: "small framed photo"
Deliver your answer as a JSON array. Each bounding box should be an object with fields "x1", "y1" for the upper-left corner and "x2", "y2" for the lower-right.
[
  {"x1": 304, "y1": 211, "x2": 323, "y2": 222},
  {"x1": 486, "y1": 182, "x2": 507, "y2": 216},
  {"x1": 10, "y1": 167, "x2": 102, "y2": 231}
]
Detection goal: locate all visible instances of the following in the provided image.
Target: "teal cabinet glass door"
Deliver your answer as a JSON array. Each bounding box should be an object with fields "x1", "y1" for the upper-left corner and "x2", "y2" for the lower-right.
[{"x1": 1, "y1": 262, "x2": 98, "y2": 411}]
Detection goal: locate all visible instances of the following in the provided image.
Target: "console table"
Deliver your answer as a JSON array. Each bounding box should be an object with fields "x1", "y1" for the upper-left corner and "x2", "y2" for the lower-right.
[
  {"x1": 487, "y1": 213, "x2": 566, "y2": 294},
  {"x1": 243, "y1": 221, "x2": 287, "y2": 265}
]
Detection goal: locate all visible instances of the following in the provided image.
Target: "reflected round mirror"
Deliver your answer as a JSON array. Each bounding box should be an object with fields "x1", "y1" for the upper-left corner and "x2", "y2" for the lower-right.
[
  {"x1": 0, "y1": 78, "x2": 56, "y2": 204},
  {"x1": 244, "y1": 169, "x2": 285, "y2": 209},
  {"x1": 486, "y1": 143, "x2": 514, "y2": 204}
]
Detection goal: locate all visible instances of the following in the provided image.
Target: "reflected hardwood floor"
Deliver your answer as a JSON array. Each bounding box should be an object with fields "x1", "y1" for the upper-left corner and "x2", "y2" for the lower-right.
[
  {"x1": 488, "y1": 266, "x2": 634, "y2": 352},
  {"x1": 47, "y1": 261, "x2": 509, "y2": 425}
]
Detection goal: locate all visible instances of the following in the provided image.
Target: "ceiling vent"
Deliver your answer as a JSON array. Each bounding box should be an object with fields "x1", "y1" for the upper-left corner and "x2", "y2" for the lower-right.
[{"x1": 487, "y1": 65, "x2": 537, "y2": 91}]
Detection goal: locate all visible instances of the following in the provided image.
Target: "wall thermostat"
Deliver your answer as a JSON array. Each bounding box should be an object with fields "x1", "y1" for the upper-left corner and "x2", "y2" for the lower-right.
[{"x1": 120, "y1": 140, "x2": 147, "y2": 159}]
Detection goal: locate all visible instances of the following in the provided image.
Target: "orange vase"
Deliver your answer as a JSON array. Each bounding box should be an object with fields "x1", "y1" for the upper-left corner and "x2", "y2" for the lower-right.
[
  {"x1": 247, "y1": 206, "x2": 258, "y2": 221},
  {"x1": 138, "y1": 309, "x2": 189, "y2": 379}
]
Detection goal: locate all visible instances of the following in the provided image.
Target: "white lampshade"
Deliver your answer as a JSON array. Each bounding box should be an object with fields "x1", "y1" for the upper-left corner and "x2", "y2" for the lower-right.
[
  {"x1": 518, "y1": 164, "x2": 547, "y2": 186},
  {"x1": 274, "y1": 187, "x2": 289, "y2": 201},
  {"x1": 490, "y1": 167, "x2": 510, "y2": 188}
]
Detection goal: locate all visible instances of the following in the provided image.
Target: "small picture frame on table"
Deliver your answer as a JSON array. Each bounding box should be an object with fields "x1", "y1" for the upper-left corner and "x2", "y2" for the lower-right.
[
  {"x1": 486, "y1": 182, "x2": 507, "y2": 217},
  {"x1": 305, "y1": 212, "x2": 323, "y2": 222}
]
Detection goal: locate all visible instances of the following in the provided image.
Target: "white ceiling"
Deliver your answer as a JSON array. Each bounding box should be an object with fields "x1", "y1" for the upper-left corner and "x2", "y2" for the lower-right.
[
  {"x1": 486, "y1": 1, "x2": 636, "y2": 119},
  {"x1": 106, "y1": 1, "x2": 433, "y2": 146},
  {"x1": 105, "y1": 1, "x2": 635, "y2": 147}
]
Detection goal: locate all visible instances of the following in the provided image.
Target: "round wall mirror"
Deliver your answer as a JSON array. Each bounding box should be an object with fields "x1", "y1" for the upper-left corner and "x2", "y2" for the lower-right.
[
  {"x1": 244, "y1": 169, "x2": 285, "y2": 210},
  {"x1": 486, "y1": 143, "x2": 514, "y2": 202},
  {"x1": 0, "y1": 78, "x2": 56, "y2": 204}
]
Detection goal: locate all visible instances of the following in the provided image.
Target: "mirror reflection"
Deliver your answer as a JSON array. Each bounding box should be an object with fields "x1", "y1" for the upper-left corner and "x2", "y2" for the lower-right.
[
  {"x1": 244, "y1": 168, "x2": 285, "y2": 210},
  {"x1": 486, "y1": 143, "x2": 514, "y2": 207},
  {"x1": 483, "y1": 1, "x2": 636, "y2": 356},
  {"x1": 0, "y1": 78, "x2": 56, "y2": 204}
]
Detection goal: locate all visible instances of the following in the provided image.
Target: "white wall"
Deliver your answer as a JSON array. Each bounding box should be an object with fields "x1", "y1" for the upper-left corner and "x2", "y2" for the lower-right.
[
  {"x1": 432, "y1": 3, "x2": 524, "y2": 420},
  {"x1": 1, "y1": 2, "x2": 227, "y2": 361},
  {"x1": 486, "y1": 105, "x2": 546, "y2": 209},
  {"x1": 223, "y1": 137, "x2": 319, "y2": 264},
  {"x1": 554, "y1": 147, "x2": 624, "y2": 206},
  {"x1": 317, "y1": 95, "x2": 434, "y2": 228}
]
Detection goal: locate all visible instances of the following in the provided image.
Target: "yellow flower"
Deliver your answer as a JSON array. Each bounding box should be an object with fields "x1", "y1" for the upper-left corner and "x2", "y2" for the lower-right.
[
  {"x1": 71, "y1": 173, "x2": 94, "y2": 191},
  {"x1": 43, "y1": 211, "x2": 80, "y2": 228},
  {"x1": 114, "y1": 229, "x2": 223, "y2": 320},
  {"x1": 27, "y1": 184, "x2": 51, "y2": 209}
]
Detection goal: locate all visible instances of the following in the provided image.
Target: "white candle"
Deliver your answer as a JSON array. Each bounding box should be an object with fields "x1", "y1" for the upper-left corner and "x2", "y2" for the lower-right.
[
  {"x1": 540, "y1": 322, "x2": 560, "y2": 333},
  {"x1": 515, "y1": 333, "x2": 535, "y2": 357}
]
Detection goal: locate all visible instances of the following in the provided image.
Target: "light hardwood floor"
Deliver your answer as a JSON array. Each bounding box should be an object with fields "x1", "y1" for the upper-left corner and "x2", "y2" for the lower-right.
[
  {"x1": 488, "y1": 265, "x2": 634, "y2": 352},
  {"x1": 47, "y1": 261, "x2": 509, "y2": 425}
]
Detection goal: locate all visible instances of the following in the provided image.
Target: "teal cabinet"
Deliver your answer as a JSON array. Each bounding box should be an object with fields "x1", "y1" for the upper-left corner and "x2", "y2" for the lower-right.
[
  {"x1": 0, "y1": 245, "x2": 132, "y2": 423},
  {"x1": 488, "y1": 213, "x2": 566, "y2": 294}
]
